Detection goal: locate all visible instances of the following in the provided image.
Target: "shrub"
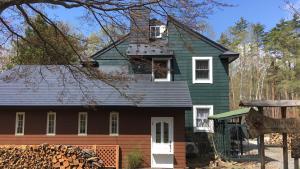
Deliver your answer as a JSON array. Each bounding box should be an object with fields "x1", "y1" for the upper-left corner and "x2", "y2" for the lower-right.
[{"x1": 126, "y1": 149, "x2": 143, "y2": 169}]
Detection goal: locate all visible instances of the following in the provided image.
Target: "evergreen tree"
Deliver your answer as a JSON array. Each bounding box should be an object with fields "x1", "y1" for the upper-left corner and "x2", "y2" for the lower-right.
[
  {"x1": 264, "y1": 15, "x2": 300, "y2": 99},
  {"x1": 11, "y1": 15, "x2": 83, "y2": 65}
]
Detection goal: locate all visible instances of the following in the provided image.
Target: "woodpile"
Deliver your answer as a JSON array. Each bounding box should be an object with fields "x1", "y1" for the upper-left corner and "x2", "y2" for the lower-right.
[
  {"x1": 0, "y1": 144, "x2": 103, "y2": 169},
  {"x1": 266, "y1": 133, "x2": 295, "y2": 149}
]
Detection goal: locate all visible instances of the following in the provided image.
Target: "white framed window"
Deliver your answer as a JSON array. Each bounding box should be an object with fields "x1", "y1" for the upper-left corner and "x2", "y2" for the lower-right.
[
  {"x1": 152, "y1": 58, "x2": 171, "y2": 82},
  {"x1": 150, "y1": 26, "x2": 165, "y2": 38},
  {"x1": 109, "y1": 112, "x2": 119, "y2": 136},
  {"x1": 15, "y1": 112, "x2": 25, "y2": 136},
  {"x1": 47, "y1": 112, "x2": 56, "y2": 136},
  {"x1": 78, "y1": 112, "x2": 88, "y2": 135},
  {"x1": 192, "y1": 57, "x2": 213, "y2": 84},
  {"x1": 193, "y1": 105, "x2": 214, "y2": 133}
]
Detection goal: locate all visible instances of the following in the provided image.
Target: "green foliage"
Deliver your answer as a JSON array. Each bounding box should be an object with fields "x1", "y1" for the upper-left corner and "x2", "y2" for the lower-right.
[
  {"x1": 219, "y1": 16, "x2": 300, "y2": 109},
  {"x1": 264, "y1": 15, "x2": 300, "y2": 95},
  {"x1": 11, "y1": 15, "x2": 84, "y2": 65},
  {"x1": 126, "y1": 149, "x2": 143, "y2": 169},
  {"x1": 218, "y1": 33, "x2": 231, "y2": 48}
]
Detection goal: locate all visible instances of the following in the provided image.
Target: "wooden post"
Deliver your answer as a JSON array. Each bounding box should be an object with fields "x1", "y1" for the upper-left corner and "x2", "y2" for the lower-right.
[
  {"x1": 295, "y1": 158, "x2": 299, "y2": 169},
  {"x1": 258, "y1": 107, "x2": 265, "y2": 169},
  {"x1": 259, "y1": 134, "x2": 265, "y2": 169},
  {"x1": 239, "y1": 117, "x2": 243, "y2": 155},
  {"x1": 282, "y1": 107, "x2": 288, "y2": 169}
]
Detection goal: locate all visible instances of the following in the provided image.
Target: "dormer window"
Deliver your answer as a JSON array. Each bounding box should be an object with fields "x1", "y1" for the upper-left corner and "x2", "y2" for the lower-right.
[
  {"x1": 152, "y1": 58, "x2": 171, "y2": 82},
  {"x1": 150, "y1": 25, "x2": 165, "y2": 39}
]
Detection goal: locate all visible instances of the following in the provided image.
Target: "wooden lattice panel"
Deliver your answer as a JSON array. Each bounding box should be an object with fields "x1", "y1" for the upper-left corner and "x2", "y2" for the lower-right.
[
  {"x1": 77, "y1": 145, "x2": 119, "y2": 169},
  {"x1": 96, "y1": 145, "x2": 119, "y2": 168}
]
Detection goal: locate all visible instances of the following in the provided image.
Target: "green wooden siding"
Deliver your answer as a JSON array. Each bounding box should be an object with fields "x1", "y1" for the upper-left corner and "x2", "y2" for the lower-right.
[
  {"x1": 167, "y1": 22, "x2": 229, "y2": 131},
  {"x1": 94, "y1": 39, "x2": 130, "y2": 68},
  {"x1": 94, "y1": 21, "x2": 230, "y2": 137}
]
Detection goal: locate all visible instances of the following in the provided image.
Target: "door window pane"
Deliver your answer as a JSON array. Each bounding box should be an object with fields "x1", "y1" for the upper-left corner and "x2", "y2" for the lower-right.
[
  {"x1": 163, "y1": 122, "x2": 169, "y2": 143},
  {"x1": 156, "y1": 122, "x2": 161, "y2": 143}
]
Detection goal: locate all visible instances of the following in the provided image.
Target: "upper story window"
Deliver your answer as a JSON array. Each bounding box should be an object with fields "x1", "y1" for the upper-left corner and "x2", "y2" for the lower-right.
[
  {"x1": 15, "y1": 112, "x2": 25, "y2": 135},
  {"x1": 78, "y1": 112, "x2": 88, "y2": 135},
  {"x1": 192, "y1": 57, "x2": 213, "y2": 84},
  {"x1": 47, "y1": 112, "x2": 56, "y2": 135},
  {"x1": 150, "y1": 26, "x2": 161, "y2": 38},
  {"x1": 152, "y1": 58, "x2": 171, "y2": 82},
  {"x1": 150, "y1": 25, "x2": 166, "y2": 39},
  {"x1": 109, "y1": 112, "x2": 119, "y2": 136},
  {"x1": 193, "y1": 105, "x2": 214, "y2": 133}
]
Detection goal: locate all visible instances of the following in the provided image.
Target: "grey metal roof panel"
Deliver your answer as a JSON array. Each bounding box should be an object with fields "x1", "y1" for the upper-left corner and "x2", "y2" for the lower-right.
[
  {"x1": 126, "y1": 43, "x2": 173, "y2": 56},
  {"x1": 0, "y1": 65, "x2": 192, "y2": 108},
  {"x1": 220, "y1": 50, "x2": 239, "y2": 63},
  {"x1": 222, "y1": 51, "x2": 239, "y2": 55}
]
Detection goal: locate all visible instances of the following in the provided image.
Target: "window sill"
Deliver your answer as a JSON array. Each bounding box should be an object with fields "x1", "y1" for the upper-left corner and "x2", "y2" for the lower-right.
[
  {"x1": 78, "y1": 134, "x2": 87, "y2": 136},
  {"x1": 192, "y1": 80, "x2": 213, "y2": 84},
  {"x1": 109, "y1": 134, "x2": 119, "y2": 136},
  {"x1": 154, "y1": 79, "x2": 171, "y2": 82},
  {"x1": 15, "y1": 134, "x2": 24, "y2": 136},
  {"x1": 194, "y1": 127, "x2": 214, "y2": 133},
  {"x1": 46, "y1": 134, "x2": 56, "y2": 136}
]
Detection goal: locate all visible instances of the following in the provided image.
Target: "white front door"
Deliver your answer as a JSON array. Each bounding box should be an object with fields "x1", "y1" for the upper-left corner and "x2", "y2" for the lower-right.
[{"x1": 151, "y1": 117, "x2": 174, "y2": 168}]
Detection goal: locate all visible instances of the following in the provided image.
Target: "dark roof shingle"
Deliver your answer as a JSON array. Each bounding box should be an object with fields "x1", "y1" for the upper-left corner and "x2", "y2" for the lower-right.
[{"x1": 0, "y1": 65, "x2": 192, "y2": 108}]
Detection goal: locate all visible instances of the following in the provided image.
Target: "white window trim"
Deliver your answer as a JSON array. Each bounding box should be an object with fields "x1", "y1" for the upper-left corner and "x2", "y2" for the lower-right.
[
  {"x1": 109, "y1": 112, "x2": 119, "y2": 136},
  {"x1": 78, "y1": 112, "x2": 88, "y2": 136},
  {"x1": 192, "y1": 57, "x2": 213, "y2": 84},
  {"x1": 193, "y1": 105, "x2": 214, "y2": 133},
  {"x1": 150, "y1": 25, "x2": 163, "y2": 38},
  {"x1": 46, "y1": 111, "x2": 56, "y2": 136},
  {"x1": 15, "y1": 112, "x2": 25, "y2": 136},
  {"x1": 152, "y1": 58, "x2": 171, "y2": 82}
]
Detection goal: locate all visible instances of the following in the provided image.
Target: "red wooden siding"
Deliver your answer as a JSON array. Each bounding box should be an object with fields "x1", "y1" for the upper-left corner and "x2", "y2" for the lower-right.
[{"x1": 0, "y1": 107, "x2": 186, "y2": 168}]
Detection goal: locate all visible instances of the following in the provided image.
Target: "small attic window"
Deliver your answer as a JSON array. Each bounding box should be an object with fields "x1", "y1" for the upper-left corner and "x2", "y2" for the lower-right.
[{"x1": 150, "y1": 26, "x2": 163, "y2": 38}]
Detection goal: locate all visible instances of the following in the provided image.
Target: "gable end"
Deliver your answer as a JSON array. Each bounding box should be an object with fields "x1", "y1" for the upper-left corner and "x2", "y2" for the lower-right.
[
  {"x1": 91, "y1": 34, "x2": 130, "y2": 60},
  {"x1": 167, "y1": 16, "x2": 228, "y2": 52}
]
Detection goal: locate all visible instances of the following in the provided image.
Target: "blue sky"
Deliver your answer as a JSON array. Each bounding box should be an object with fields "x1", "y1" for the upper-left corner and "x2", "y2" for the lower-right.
[
  {"x1": 47, "y1": 0, "x2": 297, "y2": 41},
  {"x1": 207, "y1": 0, "x2": 296, "y2": 39}
]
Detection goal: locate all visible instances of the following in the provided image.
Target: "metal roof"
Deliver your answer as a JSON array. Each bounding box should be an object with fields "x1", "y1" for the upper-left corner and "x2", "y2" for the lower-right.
[
  {"x1": 208, "y1": 108, "x2": 250, "y2": 120},
  {"x1": 126, "y1": 43, "x2": 173, "y2": 56},
  {"x1": 0, "y1": 65, "x2": 192, "y2": 108}
]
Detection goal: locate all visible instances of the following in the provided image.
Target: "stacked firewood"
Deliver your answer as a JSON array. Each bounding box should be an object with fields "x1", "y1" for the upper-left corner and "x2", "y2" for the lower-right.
[
  {"x1": 266, "y1": 133, "x2": 295, "y2": 149},
  {"x1": 0, "y1": 144, "x2": 103, "y2": 169}
]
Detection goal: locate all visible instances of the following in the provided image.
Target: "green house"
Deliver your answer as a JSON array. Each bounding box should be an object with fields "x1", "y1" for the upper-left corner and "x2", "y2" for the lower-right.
[{"x1": 92, "y1": 10, "x2": 239, "y2": 157}]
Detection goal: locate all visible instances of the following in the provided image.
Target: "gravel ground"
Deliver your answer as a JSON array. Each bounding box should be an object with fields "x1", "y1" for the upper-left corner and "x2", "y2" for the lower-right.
[
  {"x1": 219, "y1": 147, "x2": 295, "y2": 169},
  {"x1": 264, "y1": 147, "x2": 294, "y2": 169},
  {"x1": 201, "y1": 147, "x2": 295, "y2": 169}
]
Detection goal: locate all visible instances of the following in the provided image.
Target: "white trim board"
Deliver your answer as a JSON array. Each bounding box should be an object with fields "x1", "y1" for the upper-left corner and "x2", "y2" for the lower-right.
[
  {"x1": 15, "y1": 112, "x2": 25, "y2": 136},
  {"x1": 152, "y1": 58, "x2": 171, "y2": 82},
  {"x1": 46, "y1": 111, "x2": 56, "y2": 136},
  {"x1": 109, "y1": 112, "x2": 119, "y2": 136},
  {"x1": 78, "y1": 112, "x2": 88, "y2": 136},
  {"x1": 193, "y1": 105, "x2": 214, "y2": 133},
  {"x1": 192, "y1": 56, "x2": 213, "y2": 84}
]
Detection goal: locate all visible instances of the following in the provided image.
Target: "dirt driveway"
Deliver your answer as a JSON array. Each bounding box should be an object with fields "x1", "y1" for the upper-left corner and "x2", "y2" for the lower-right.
[
  {"x1": 264, "y1": 147, "x2": 294, "y2": 169},
  {"x1": 204, "y1": 147, "x2": 295, "y2": 169}
]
